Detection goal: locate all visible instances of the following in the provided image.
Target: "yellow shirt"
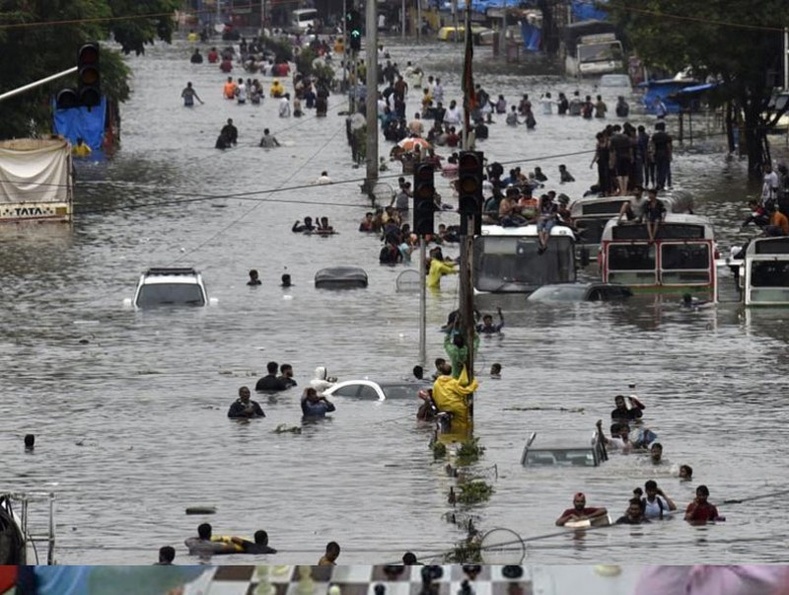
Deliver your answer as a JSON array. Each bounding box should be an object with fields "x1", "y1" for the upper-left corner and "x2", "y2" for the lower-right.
[
  {"x1": 72, "y1": 143, "x2": 91, "y2": 157},
  {"x1": 427, "y1": 258, "x2": 457, "y2": 289}
]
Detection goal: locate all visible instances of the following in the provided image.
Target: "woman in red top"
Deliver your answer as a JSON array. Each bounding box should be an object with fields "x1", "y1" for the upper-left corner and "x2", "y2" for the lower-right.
[{"x1": 685, "y1": 484, "x2": 723, "y2": 523}]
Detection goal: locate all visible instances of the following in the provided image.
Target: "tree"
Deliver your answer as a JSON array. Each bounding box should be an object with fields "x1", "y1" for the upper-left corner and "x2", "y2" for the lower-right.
[
  {"x1": 605, "y1": 0, "x2": 789, "y2": 179},
  {"x1": 0, "y1": 0, "x2": 179, "y2": 140}
]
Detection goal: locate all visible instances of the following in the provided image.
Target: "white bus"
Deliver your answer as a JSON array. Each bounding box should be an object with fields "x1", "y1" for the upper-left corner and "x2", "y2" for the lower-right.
[
  {"x1": 599, "y1": 213, "x2": 717, "y2": 298},
  {"x1": 473, "y1": 224, "x2": 577, "y2": 294},
  {"x1": 739, "y1": 236, "x2": 789, "y2": 306}
]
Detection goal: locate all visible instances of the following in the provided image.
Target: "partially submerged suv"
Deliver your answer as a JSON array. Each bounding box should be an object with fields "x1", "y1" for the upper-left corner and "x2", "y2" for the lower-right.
[{"x1": 124, "y1": 267, "x2": 217, "y2": 309}]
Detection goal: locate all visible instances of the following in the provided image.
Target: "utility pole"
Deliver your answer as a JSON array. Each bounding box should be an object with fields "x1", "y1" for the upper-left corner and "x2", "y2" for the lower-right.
[
  {"x1": 457, "y1": 3, "x2": 478, "y2": 436},
  {"x1": 365, "y1": 0, "x2": 379, "y2": 193}
]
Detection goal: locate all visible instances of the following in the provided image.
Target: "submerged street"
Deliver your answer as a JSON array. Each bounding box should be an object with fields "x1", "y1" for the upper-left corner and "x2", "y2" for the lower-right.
[{"x1": 2, "y1": 35, "x2": 789, "y2": 565}]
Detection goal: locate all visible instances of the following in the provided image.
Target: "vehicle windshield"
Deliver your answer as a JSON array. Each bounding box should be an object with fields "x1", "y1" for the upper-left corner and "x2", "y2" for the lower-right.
[
  {"x1": 473, "y1": 236, "x2": 575, "y2": 293},
  {"x1": 749, "y1": 261, "x2": 789, "y2": 303},
  {"x1": 599, "y1": 74, "x2": 630, "y2": 87},
  {"x1": 295, "y1": 10, "x2": 317, "y2": 23},
  {"x1": 381, "y1": 384, "x2": 421, "y2": 399},
  {"x1": 528, "y1": 285, "x2": 588, "y2": 302},
  {"x1": 578, "y1": 42, "x2": 623, "y2": 63},
  {"x1": 524, "y1": 448, "x2": 596, "y2": 466},
  {"x1": 136, "y1": 283, "x2": 206, "y2": 308}
]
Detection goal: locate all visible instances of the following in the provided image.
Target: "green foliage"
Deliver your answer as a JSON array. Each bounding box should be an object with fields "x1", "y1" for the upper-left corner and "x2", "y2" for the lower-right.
[
  {"x1": 432, "y1": 441, "x2": 447, "y2": 459},
  {"x1": 261, "y1": 36, "x2": 293, "y2": 63},
  {"x1": 444, "y1": 533, "x2": 482, "y2": 563},
  {"x1": 605, "y1": 0, "x2": 789, "y2": 176},
  {"x1": 0, "y1": 0, "x2": 176, "y2": 139},
  {"x1": 107, "y1": 0, "x2": 182, "y2": 56},
  {"x1": 455, "y1": 480, "x2": 494, "y2": 505},
  {"x1": 455, "y1": 437, "x2": 485, "y2": 466}
]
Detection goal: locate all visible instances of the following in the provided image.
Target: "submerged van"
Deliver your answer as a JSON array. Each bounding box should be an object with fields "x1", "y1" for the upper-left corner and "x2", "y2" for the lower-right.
[{"x1": 291, "y1": 9, "x2": 318, "y2": 33}]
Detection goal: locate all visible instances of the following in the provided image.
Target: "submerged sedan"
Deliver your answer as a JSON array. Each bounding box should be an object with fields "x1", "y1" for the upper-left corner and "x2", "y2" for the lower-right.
[
  {"x1": 322, "y1": 379, "x2": 429, "y2": 401},
  {"x1": 527, "y1": 282, "x2": 632, "y2": 303}
]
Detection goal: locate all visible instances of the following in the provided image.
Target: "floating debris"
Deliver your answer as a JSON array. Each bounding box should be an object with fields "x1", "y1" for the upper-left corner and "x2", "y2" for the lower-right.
[
  {"x1": 503, "y1": 406, "x2": 585, "y2": 413},
  {"x1": 186, "y1": 506, "x2": 216, "y2": 515},
  {"x1": 274, "y1": 424, "x2": 302, "y2": 434}
]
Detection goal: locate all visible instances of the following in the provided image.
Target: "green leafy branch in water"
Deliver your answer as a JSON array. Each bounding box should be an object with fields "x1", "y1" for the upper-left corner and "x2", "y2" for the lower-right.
[
  {"x1": 444, "y1": 519, "x2": 482, "y2": 563},
  {"x1": 455, "y1": 437, "x2": 485, "y2": 466},
  {"x1": 432, "y1": 440, "x2": 447, "y2": 459},
  {"x1": 456, "y1": 480, "x2": 494, "y2": 505}
]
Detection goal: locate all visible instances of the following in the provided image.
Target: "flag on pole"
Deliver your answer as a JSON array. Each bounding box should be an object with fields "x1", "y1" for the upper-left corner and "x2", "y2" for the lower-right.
[{"x1": 461, "y1": 18, "x2": 477, "y2": 112}]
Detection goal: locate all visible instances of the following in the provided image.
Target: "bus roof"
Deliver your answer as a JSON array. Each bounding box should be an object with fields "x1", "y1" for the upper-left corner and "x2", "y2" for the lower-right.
[
  {"x1": 480, "y1": 224, "x2": 576, "y2": 238},
  {"x1": 601, "y1": 213, "x2": 715, "y2": 240},
  {"x1": 570, "y1": 193, "x2": 681, "y2": 217},
  {"x1": 745, "y1": 236, "x2": 789, "y2": 257}
]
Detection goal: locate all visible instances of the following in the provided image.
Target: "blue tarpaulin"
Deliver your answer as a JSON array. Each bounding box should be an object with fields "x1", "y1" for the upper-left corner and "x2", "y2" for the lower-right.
[
  {"x1": 638, "y1": 80, "x2": 700, "y2": 115},
  {"x1": 571, "y1": 0, "x2": 609, "y2": 22},
  {"x1": 521, "y1": 20, "x2": 541, "y2": 51},
  {"x1": 455, "y1": 0, "x2": 522, "y2": 11},
  {"x1": 52, "y1": 97, "x2": 106, "y2": 151}
]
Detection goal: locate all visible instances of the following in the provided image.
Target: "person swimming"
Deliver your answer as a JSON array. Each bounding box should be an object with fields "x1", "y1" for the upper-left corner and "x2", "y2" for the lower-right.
[{"x1": 292, "y1": 217, "x2": 315, "y2": 232}]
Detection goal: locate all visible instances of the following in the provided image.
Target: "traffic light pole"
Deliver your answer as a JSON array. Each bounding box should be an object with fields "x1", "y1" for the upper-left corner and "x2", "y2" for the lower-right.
[
  {"x1": 0, "y1": 67, "x2": 77, "y2": 104},
  {"x1": 418, "y1": 237, "x2": 427, "y2": 367},
  {"x1": 364, "y1": 0, "x2": 379, "y2": 192},
  {"x1": 459, "y1": 5, "x2": 477, "y2": 434}
]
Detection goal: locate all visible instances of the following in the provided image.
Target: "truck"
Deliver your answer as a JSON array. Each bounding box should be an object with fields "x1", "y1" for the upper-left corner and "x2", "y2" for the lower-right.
[
  {"x1": 563, "y1": 20, "x2": 624, "y2": 77},
  {"x1": 0, "y1": 137, "x2": 73, "y2": 224}
]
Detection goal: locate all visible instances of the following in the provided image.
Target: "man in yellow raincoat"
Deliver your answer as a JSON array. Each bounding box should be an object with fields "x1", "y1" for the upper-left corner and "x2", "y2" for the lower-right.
[
  {"x1": 427, "y1": 247, "x2": 458, "y2": 290},
  {"x1": 432, "y1": 362, "x2": 478, "y2": 436}
]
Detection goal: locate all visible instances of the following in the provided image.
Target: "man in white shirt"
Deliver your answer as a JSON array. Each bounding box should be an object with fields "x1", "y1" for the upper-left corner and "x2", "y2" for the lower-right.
[
  {"x1": 314, "y1": 171, "x2": 332, "y2": 185},
  {"x1": 432, "y1": 77, "x2": 444, "y2": 104},
  {"x1": 235, "y1": 78, "x2": 247, "y2": 104},
  {"x1": 762, "y1": 162, "x2": 780, "y2": 202},
  {"x1": 596, "y1": 419, "x2": 633, "y2": 453},
  {"x1": 539, "y1": 92, "x2": 553, "y2": 115},
  {"x1": 443, "y1": 99, "x2": 461, "y2": 126},
  {"x1": 279, "y1": 94, "x2": 291, "y2": 118},
  {"x1": 641, "y1": 480, "x2": 677, "y2": 520}
]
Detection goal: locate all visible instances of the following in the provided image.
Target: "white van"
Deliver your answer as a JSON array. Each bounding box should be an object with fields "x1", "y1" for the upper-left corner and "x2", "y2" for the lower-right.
[{"x1": 291, "y1": 9, "x2": 318, "y2": 33}]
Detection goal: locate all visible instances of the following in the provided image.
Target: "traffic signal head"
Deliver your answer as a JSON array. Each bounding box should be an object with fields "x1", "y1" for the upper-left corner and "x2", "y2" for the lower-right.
[
  {"x1": 77, "y1": 43, "x2": 101, "y2": 107},
  {"x1": 413, "y1": 163, "x2": 436, "y2": 236},
  {"x1": 458, "y1": 151, "x2": 483, "y2": 215},
  {"x1": 56, "y1": 88, "x2": 80, "y2": 110},
  {"x1": 347, "y1": 9, "x2": 362, "y2": 51},
  {"x1": 458, "y1": 151, "x2": 484, "y2": 235}
]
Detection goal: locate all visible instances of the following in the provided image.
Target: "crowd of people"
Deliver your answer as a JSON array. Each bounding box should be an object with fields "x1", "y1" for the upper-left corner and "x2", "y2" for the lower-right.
[
  {"x1": 224, "y1": 362, "x2": 338, "y2": 421},
  {"x1": 553, "y1": 391, "x2": 721, "y2": 528}
]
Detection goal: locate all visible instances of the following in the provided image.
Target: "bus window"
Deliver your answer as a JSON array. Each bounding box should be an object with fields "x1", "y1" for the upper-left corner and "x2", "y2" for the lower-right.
[
  {"x1": 751, "y1": 262, "x2": 789, "y2": 287},
  {"x1": 608, "y1": 244, "x2": 655, "y2": 270},
  {"x1": 607, "y1": 244, "x2": 656, "y2": 285},
  {"x1": 661, "y1": 243, "x2": 710, "y2": 270}
]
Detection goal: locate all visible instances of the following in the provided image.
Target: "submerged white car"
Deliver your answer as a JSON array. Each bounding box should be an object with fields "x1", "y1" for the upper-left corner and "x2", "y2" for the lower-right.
[
  {"x1": 123, "y1": 267, "x2": 218, "y2": 309},
  {"x1": 322, "y1": 379, "x2": 429, "y2": 401}
]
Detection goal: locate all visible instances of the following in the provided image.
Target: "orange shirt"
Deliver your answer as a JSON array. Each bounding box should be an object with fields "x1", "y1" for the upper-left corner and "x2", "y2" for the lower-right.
[
  {"x1": 223, "y1": 81, "x2": 237, "y2": 99},
  {"x1": 771, "y1": 210, "x2": 789, "y2": 235}
]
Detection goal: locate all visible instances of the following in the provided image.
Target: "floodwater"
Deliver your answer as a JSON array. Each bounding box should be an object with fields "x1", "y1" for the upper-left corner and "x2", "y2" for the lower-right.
[{"x1": 2, "y1": 36, "x2": 789, "y2": 566}]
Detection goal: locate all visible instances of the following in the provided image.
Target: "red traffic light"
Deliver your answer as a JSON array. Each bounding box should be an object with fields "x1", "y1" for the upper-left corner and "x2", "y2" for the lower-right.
[
  {"x1": 78, "y1": 43, "x2": 99, "y2": 65},
  {"x1": 458, "y1": 151, "x2": 483, "y2": 195},
  {"x1": 77, "y1": 42, "x2": 101, "y2": 107}
]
